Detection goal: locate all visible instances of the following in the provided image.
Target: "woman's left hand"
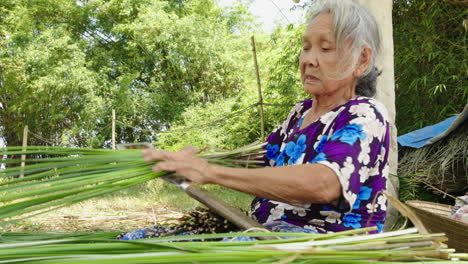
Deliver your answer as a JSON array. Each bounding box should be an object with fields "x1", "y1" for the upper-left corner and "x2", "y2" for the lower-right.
[{"x1": 141, "y1": 146, "x2": 214, "y2": 184}]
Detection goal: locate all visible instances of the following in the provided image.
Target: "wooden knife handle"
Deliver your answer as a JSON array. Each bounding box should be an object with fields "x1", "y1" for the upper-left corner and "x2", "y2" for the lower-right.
[{"x1": 183, "y1": 184, "x2": 271, "y2": 239}]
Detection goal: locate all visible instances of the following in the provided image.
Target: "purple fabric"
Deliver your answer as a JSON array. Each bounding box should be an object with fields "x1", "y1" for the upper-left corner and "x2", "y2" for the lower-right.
[{"x1": 251, "y1": 97, "x2": 390, "y2": 233}]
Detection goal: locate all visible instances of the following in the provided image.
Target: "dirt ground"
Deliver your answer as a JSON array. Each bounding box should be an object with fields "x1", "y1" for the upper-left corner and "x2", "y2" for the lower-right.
[{"x1": 1, "y1": 205, "x2": 184, "y2": 234}]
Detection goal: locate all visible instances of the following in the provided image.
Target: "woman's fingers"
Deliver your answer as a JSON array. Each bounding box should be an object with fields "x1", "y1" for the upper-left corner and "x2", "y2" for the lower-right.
[
  {"x1": 141, "y1": 149, "x2": 173, "y2": 162},
  {"x1": 152, "y1": 161, "x2": 176, "y2": 172},
  {"x1": 142, "y1": 146, "x2": 198, "y2": 162},
  {"x1": 142, "y1": 147, "x2": 212, "y2": 183},
  {"x1": 181, "y1": 145, "x2": 198, "y2": 155}
]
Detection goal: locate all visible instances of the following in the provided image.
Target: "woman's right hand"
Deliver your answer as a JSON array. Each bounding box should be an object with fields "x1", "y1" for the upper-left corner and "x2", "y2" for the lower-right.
[{"x1": 141, "y1": 146, "x2": 215, "y2": 184}]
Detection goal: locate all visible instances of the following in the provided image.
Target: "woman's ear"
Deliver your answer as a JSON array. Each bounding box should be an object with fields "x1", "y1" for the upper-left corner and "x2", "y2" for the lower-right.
[{"x1": 354, "y1": 47, "x2": 372, "y2": 78}]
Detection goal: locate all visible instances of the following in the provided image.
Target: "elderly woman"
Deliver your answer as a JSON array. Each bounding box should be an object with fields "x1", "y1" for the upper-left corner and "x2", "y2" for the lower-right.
[{"x1": 141, "y1": 0, "x2": 389, "y2": 236}]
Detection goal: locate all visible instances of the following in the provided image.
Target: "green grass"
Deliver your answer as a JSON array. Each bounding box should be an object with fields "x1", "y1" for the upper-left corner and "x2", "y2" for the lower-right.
[{"x1": 149, "y1": 180, "x2": 254, "y2": 212}]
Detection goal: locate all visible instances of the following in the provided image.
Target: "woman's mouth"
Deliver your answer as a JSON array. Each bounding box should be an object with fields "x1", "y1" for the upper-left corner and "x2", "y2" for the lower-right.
[{"x1": 304, "y1": 75, "x2": 319, "y2": 83}]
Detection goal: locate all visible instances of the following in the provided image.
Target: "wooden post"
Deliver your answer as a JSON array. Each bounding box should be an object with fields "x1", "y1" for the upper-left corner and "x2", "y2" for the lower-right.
[
  {"x1": 251, "y1": 36, "x2": 265, "y2": 140},
  {"x1": 112, "y1": 109, "x2": 116, "y2": 150},
  {"x1": 354, "y1": 0, "x2": 398, "y2": 231},
  {"x1": 20, "y1": 125, "x2": 28, "y2": 178}
]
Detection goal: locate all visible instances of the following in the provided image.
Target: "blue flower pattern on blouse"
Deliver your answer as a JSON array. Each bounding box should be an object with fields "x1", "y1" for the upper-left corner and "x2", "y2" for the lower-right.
[
  {"x1": 343, "y1": 212, "x2": 362, "y2": 229},
  {"x1": 121, "y1": 229, "x2": 145, "y2": 240},
  {"x1": 253, "y1": 97, "x2": 390, "y2": 234},
  {"x1": 316, "y1": 135, "x2": 328, "y2": 153},
  {"x1": 352, "y1": 186, "x2": 373, "y2": 209},
  {"x1": 310, "y1": 152, "x2": 327, "y2": 164},
  {"x1": 376, "y1": 221, "x2": 384, "y2": 232},
  {"x1": 331, "y1": 123, "x2": 366, "y2": 146},
  {"x1": 266, "y1": 144, "x2": 279, "y2": 160},
  {"x1": 297, "y1": 117, "x2": 304, "y2": 128},
  {"x1": 285, "y1": 134, "x2": 307, "y2": 165},
  {"x1": 275, "y1": 151, "x2": 286, "y2": 167}
]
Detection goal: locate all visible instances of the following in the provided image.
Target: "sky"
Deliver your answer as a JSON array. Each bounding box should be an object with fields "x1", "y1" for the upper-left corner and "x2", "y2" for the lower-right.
[{"x1": 217, "y1": 0, "x2": 307, "y2": 32}]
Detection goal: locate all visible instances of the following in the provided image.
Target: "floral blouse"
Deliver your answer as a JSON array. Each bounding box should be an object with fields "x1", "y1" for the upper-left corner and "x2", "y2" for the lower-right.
[{"x1": 251, "y1": 96, "x2": 390, "y2": 233}]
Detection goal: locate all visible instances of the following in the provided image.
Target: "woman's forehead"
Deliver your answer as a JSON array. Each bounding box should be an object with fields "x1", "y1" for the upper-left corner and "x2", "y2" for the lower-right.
[{"x1": 303, "y1": 13, "x2": 335, "y2": 41}]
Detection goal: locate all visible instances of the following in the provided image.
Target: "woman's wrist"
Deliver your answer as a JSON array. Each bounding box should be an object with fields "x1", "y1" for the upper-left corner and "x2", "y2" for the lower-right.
[
  {"x1": 203, "y1": 164, "x2": 240, "y2": 186},
  {"x1": 203, "y1": 162, "x2": 219, "y2": 184}
]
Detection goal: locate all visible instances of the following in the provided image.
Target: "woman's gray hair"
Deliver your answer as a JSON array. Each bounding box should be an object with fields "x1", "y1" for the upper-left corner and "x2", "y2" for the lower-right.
[{"x1": 308, "y1": 0, "x2": 382, "y2": 97}]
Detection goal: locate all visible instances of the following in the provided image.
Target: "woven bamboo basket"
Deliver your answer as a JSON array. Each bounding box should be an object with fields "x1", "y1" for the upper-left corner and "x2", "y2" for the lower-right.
[{"x1": 406, "y1": 200, "x2": 468, "y2": 253}]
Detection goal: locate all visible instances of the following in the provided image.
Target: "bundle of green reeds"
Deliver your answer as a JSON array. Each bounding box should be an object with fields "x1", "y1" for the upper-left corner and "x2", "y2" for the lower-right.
[
  {"x1": 0, "y1": 227, "x2": 467, "y2": 263},
  {"x1": 1, "y1": 146, "x2": 468, "y2": 263},
  {"x1": 0, "y1": 144, "x2": 265, "y2": 226}
]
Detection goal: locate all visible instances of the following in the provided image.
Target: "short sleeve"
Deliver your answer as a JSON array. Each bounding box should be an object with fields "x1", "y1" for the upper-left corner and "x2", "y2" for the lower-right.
[{"x1": 310, "y1": 100, "x2": 389, "y2": 213}]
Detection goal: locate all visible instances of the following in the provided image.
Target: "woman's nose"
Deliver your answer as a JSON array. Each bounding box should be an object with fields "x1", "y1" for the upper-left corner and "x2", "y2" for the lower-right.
[{"x1": 305, "y1": 50, "x2": 319, "y2": 68}]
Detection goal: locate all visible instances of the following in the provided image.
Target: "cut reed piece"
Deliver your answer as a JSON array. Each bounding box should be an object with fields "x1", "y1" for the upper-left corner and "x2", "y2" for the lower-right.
[
  {"x1": 0, "y1": 227, "x2": 466, "y2": 263},
  {"x1": 0, "y1": 144, "x2": 266, "y2": 226}
]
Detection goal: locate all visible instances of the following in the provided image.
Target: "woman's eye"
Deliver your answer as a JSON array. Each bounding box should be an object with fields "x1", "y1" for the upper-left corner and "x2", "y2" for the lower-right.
[
  {"x1": 302, "y1": 46, "x2": 310, "y2": 51},
  {"x1": 321, "y1": 45, "x2": 335, "y2": 52}
]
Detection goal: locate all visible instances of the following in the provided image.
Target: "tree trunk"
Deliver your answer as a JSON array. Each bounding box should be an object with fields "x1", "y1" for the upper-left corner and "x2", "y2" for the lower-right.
[{"x1": 354, "y1": 0, "x2": 399, "y2": 230}]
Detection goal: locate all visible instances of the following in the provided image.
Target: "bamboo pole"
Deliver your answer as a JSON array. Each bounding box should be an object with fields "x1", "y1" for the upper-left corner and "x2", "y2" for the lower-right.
[
  {"x1": 19, "y1": 125, "x2": 28, "y2": 178},
  {"x1": 112, "y1": 110, "x2": 116, "y2": 150},
  {"x1": 251, "y1": 36, "x2": 265, "y2": 140}
]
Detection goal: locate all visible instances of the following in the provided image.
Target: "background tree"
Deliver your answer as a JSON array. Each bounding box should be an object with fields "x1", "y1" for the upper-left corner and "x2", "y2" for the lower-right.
[
  {"x1": 393, "y1": 0, "x2": 467, "y2": 134},
  {"x1": 0, "y1": 0, "x2": 257, "y2": 147},
  {"x1": 1, "y1": 0, "x2": 465, "y2": 151},
  {"x1": 0, "y1": 0, "x2": 105, "y2": 147}
]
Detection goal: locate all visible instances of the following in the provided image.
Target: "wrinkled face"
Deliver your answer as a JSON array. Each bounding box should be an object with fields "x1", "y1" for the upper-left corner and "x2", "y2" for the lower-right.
[{"x1": 300, "y1": 13, "x2": 354, "y2": 96}]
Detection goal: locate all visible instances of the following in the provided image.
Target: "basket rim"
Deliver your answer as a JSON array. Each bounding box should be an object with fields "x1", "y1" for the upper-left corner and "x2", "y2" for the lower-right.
[
  {"x1": 444, "y1": 0, "x2": 468, "y2": 5},
  {"x1": 406, "y1": 200, "x2": 453, "y2": 209},
  {"x1": 405, "y1": 200, "x2": 468, "y2": 228}
]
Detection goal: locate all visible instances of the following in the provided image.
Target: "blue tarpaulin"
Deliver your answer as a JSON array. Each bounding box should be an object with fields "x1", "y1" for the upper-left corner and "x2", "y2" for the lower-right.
[
  {"x1": 397, "y1": 103, "x2": 468, "y2": 149},
  {"x1": 397, "y1": 115, "x2": 459, "y2": 148}
]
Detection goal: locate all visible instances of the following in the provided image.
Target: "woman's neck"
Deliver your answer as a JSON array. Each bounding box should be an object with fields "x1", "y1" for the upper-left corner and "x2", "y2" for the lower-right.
[
  {"x1": 311, "y1": 84, "x2": 356, "y2": 116},
  {"x1": 299, "y1": 82, "x2": 357, "y2": 130}
]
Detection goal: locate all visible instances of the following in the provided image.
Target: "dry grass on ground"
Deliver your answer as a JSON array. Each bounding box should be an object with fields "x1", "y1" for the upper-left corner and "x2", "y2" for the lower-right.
[{"x1": 0, "y1": 180, "x2": 253, "y2": 233}]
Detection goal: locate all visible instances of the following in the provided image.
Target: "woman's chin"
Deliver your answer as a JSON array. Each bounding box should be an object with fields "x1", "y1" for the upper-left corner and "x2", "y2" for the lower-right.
[{"x1": 303, "y1": 84, "x2": 322, "y2": 95}]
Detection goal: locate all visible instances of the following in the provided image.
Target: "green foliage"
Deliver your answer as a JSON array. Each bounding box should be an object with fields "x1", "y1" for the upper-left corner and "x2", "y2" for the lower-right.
[
  {"x1": 393, "y1": 0, "x2": 467, "y2": 135},
  {"x1": 0, "y1": 0, "x2": 255, "y2": 147},
  {"x1": 262, "y1": 25, "x2": 306, "y2": 105},
  {"x1": 0, "y1": 18, "x2": 105, "y2": 147},
  {"x1": 261, "y1": 24, "x2": 308, "y2": 133},
  {"x1": 156, "y1": 24, "x2": 308, "y2": 151},
  {"x1": 1, "y1": 0, "x2": 465, "y2": 150},
  {"x1": 156, "y1": 90, "x2": 261, "y2": 151}
]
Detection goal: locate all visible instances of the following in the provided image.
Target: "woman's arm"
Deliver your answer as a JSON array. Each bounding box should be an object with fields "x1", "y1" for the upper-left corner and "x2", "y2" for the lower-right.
[
  {"x1": 143, "y1": 147, "x2": 342, "y2": 205},
  {"x1": 210, "y1": 164, "x2": 341, "y2": 204}
]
